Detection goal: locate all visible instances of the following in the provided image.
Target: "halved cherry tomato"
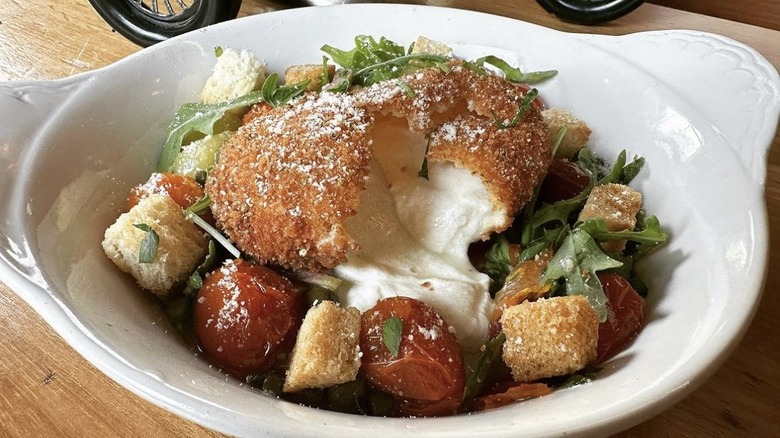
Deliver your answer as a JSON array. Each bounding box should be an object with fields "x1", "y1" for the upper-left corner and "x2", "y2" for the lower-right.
[
  {"x1": 127, "y1": 172, "x2": 204, "y2": 211},
  {"x1": 538, "y1": 158, "x2": 590, "y2": 203},
  {"x1": 360, "y1": 296, "x2": 465, "y2": 417},
  {"x1": 596, "y1": 272, "x2": 645, "y2": 363},
  {"x1": 194, "y1": 260, "x2": 302, "y2": 378},
  {"x1": 471, "y1": 382, "x2": 551, "y2": 411}
]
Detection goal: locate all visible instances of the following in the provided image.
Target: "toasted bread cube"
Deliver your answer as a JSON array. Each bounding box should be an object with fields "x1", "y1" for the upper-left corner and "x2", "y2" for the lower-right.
[
  {"x1": 411, "y1": 35, "x2": 453, "y2": 57},
  {"x1": 284, "y1": 301, "x2": 361, "y2": 392},
  {"x1": 542, "y1": 108, "x2": 592, "y2": 158},
  {"x1": 501, "y1": 296, "x2": 598, "y2": 382},
  {"x1": 579, "y1": 183, "x2": 643, "y2": 253},
  {"x1": 284, "y1": 64, "x2": 336, "y2": 92},
  {"x1": 200, "y1": 48, "x2": 266, "y2": 104},
  {"x1": 102, "y1": 194, "x2": 207, "y2": 298}
]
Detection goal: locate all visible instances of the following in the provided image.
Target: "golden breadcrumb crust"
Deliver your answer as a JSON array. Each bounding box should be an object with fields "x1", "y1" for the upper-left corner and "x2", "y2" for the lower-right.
[
  {"x1": 208, "y1": 62, "x2": 550, "y2": 271},
  {"x1": 501, "y1": 295, "x2": 598, "y2": 382}
]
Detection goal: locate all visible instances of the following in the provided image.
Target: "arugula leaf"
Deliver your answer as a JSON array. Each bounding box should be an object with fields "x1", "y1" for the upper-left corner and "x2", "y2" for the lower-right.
[
  {"x1": 183, "y1": 239, "x2": 217, "y2": 295},
  {"x1": 133, "y1": 223, "x2": 159, "y2": 264},
  {"x1": 475, "y1": 55, "x2": 557, "y2": 84},
  {"x1": 397, "y1": 80, "x2": 416, "y2": 98},
  {"x1": 462, "y1": 332, "x2": 506, "y2": 402},
  {"x1": 260, "y1": 73, "x2": 310, "y2": 108},
  {"x1": 321, "y1": 36, "x2": 448, "y2": 87},
  {"x1": 483, "y1": 235, "x2": 513, "y2": 294},
  {"x1": 157, "y1": 91, "x2": 265, "y2": 172},
  {"x1": 550, "y1": 368, "x2": 600, "y2": 390},
  {"x1": 493, "y1": 88, "x2": 538, "y2": 129},
  {"x1": 541, "y1": 228, "x2": 623, "y2": 322},
  {"x1": 187, "y1": 194, "x2": 212, "y2": 216},
  {"x1": 382, "y1": 317, "x2": 404, "y2": 357},
  {"x1": 577, "y1": 216, "x2": 668, "y2": 249},
  {"x1": 322, "y1": 68, "x2": 353, "y2": 93}
]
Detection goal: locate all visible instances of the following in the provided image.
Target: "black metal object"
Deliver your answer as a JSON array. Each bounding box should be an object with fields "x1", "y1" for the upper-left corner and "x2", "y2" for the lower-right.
[
  {"x1": 535, "y1": 0, "x2": 644, "y2": 24},
  {"x1": 88, "y1": 0, "x2": 643, "y2": 47},
  {"x1": 88, "y1": 0, "x2": 243, "y2": 47}
]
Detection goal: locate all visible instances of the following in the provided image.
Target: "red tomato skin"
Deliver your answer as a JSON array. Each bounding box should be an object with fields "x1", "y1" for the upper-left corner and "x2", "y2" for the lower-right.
[
  {"x1": 596, "y1": 272, "x2": 645, "y2": 363},
  {"x1": 538, "y1": 158, "x2": 591, "y2": 203},
  {"x1": 194, "y1": 260, "x2": 301, "y2": 378},
  {"x1": 360, "y1": 297, "x2": 465, "y2": 416},
  {"x1": 127, "y1": 172, "x2": 204, "y2": 211}
]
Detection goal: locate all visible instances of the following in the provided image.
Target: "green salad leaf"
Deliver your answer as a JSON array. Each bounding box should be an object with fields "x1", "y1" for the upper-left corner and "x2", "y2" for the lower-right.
[
  {"x1": 474, "y1": 55, "x2": 557, "y2": 84},
  {"x1": 382, "y1": 317, "x2": 404, "y2": 357},
  {"x1": 321, "y1": 35, "x2": 448, "y2": 88},
  {"x1": 132, "y1": 223, "x2": 159, "y2": 263},
  {"x1": 462, "y1": 332, "x2": 506, "y2": 403},
  {"x1": 483, "y1": 235, "x2": 513, "y2": 294},
  {"x1": 156, "y1": 91, "x2": 265, "y2": 172},
  {"x1": 541, "y1": 228, "x2": 623, "y2": 322}
]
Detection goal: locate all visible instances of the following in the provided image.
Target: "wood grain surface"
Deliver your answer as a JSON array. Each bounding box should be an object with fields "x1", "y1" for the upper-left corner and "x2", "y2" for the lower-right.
[{"x1": 0, "y1": 0, "x2": 778, "y2": 437}]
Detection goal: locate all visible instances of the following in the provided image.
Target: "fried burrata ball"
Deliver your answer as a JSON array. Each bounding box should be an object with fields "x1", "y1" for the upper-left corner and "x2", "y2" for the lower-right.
[{"x1": 206, "y1": 62, "x2": 550, "y2": 271}]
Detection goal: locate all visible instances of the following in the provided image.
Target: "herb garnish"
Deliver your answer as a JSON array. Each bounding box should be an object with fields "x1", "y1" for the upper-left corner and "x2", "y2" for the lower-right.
[
  {"x1": 260, "y1": 73, "x2": 310, "y2": 108},
  {"x1": 382, "y1": 317, "x2": 404, "y2": 357},
  {"x1": 321, "y1": 35, "x2": 448, "y2": 88},
  {"x1": 462, "y1": 332, "x2": 506, "y2": 402},
  {"x1": 133, "y1": 223, "x2": 159, "y2": 263},
  {"x1": 540, "y1": 228, "x2": 623, "y2": 322},
  {"x1": 214, "y1": 46, "x2": 224, "y2": 57},
  {"x1": 474, "y1": 55, "x2": 557, "y2": 84},
  {"x1": 493, "y1": 88, "x2": 538, "y2": 129}
]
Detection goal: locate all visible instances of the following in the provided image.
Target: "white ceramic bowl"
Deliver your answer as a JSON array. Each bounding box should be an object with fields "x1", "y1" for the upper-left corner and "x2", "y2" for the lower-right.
[{"x1": 1, "y1": 5, "x2": 778, "y2": 437}]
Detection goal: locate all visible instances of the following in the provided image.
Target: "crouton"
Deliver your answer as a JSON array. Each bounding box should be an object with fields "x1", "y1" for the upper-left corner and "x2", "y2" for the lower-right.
[
  {"x1": 579, "y1": 183, "x2": 643, "y2": 253},
  {"x1": 501, "y1": 296, "x2": 598, "y2": 382},
  {"x1": 410, "y1": 35, "x2": 453, "y2": 57},
  {"x1": 284, "y1": 301, "x2": 361, "y2": 392},
  {"x1": 284, "y1": 64, "x2": 336, "y2": 92},
  {"x1": 542, "y1": 108, "x2": 591, "y2": 158},
  {"x1": 102, "y1": 194, "x2": 207, "y2": 298},
  {"x1": 200, "y1": 48, "x2": 266, "y2": 104}
]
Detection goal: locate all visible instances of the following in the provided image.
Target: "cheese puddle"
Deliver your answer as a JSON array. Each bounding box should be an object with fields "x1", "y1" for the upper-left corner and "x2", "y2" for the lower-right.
[{"x1": 334, "y1": 117, "x2": 501, "y2": 351}]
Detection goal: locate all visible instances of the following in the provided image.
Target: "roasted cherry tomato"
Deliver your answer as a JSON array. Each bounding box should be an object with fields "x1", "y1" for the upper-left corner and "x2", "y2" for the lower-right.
[
  {"x1": 360, "y1": 296, "x2": 465, "y2": 417},
  {"x1": 471, "y1": 382, "x2": 551, "y2": 411},
  {"x1": 596, "y1": 272, "x2": 645, "y2": 363},
  {"x1": 194, "y1": 260, "x2": 302, "y2": 378},
  {"x1": 127, "y1": 172, "x2": 204, "y2": 211},
  {"x1": 538, "y1": 158, "x2": 590, "y2": 203}
]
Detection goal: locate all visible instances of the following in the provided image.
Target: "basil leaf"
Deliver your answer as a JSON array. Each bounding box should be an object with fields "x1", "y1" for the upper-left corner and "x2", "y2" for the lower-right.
[
  {"x1": 462, "y1": 332, "x2": 506, "y2": 402},
  {"x1": 133, "y1": 223, "x2": 159, "y2": 264},
  {"x1": 382, "y1": 317, "x2": 404, "y2": 357},
  {"x1": 157, "y1": 90, "x2": 265, "y2": 172},
  {"x1": 475, "y1": 55, "x2": 557, "y2": 84},
  {"x1": 541, "y1": 228, "x2": 623, "y2": 322}
]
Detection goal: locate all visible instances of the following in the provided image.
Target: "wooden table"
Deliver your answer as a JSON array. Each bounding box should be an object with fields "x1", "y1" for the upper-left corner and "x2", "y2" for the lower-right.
[{"x1": 1, "y1": 1, "x2": 778, "y2": 436}]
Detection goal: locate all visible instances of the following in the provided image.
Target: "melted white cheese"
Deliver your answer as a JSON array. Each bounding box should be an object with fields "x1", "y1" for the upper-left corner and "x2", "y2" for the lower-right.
[{"x1": 334, "y1": 117, "x2": 502, "y2": 352}]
